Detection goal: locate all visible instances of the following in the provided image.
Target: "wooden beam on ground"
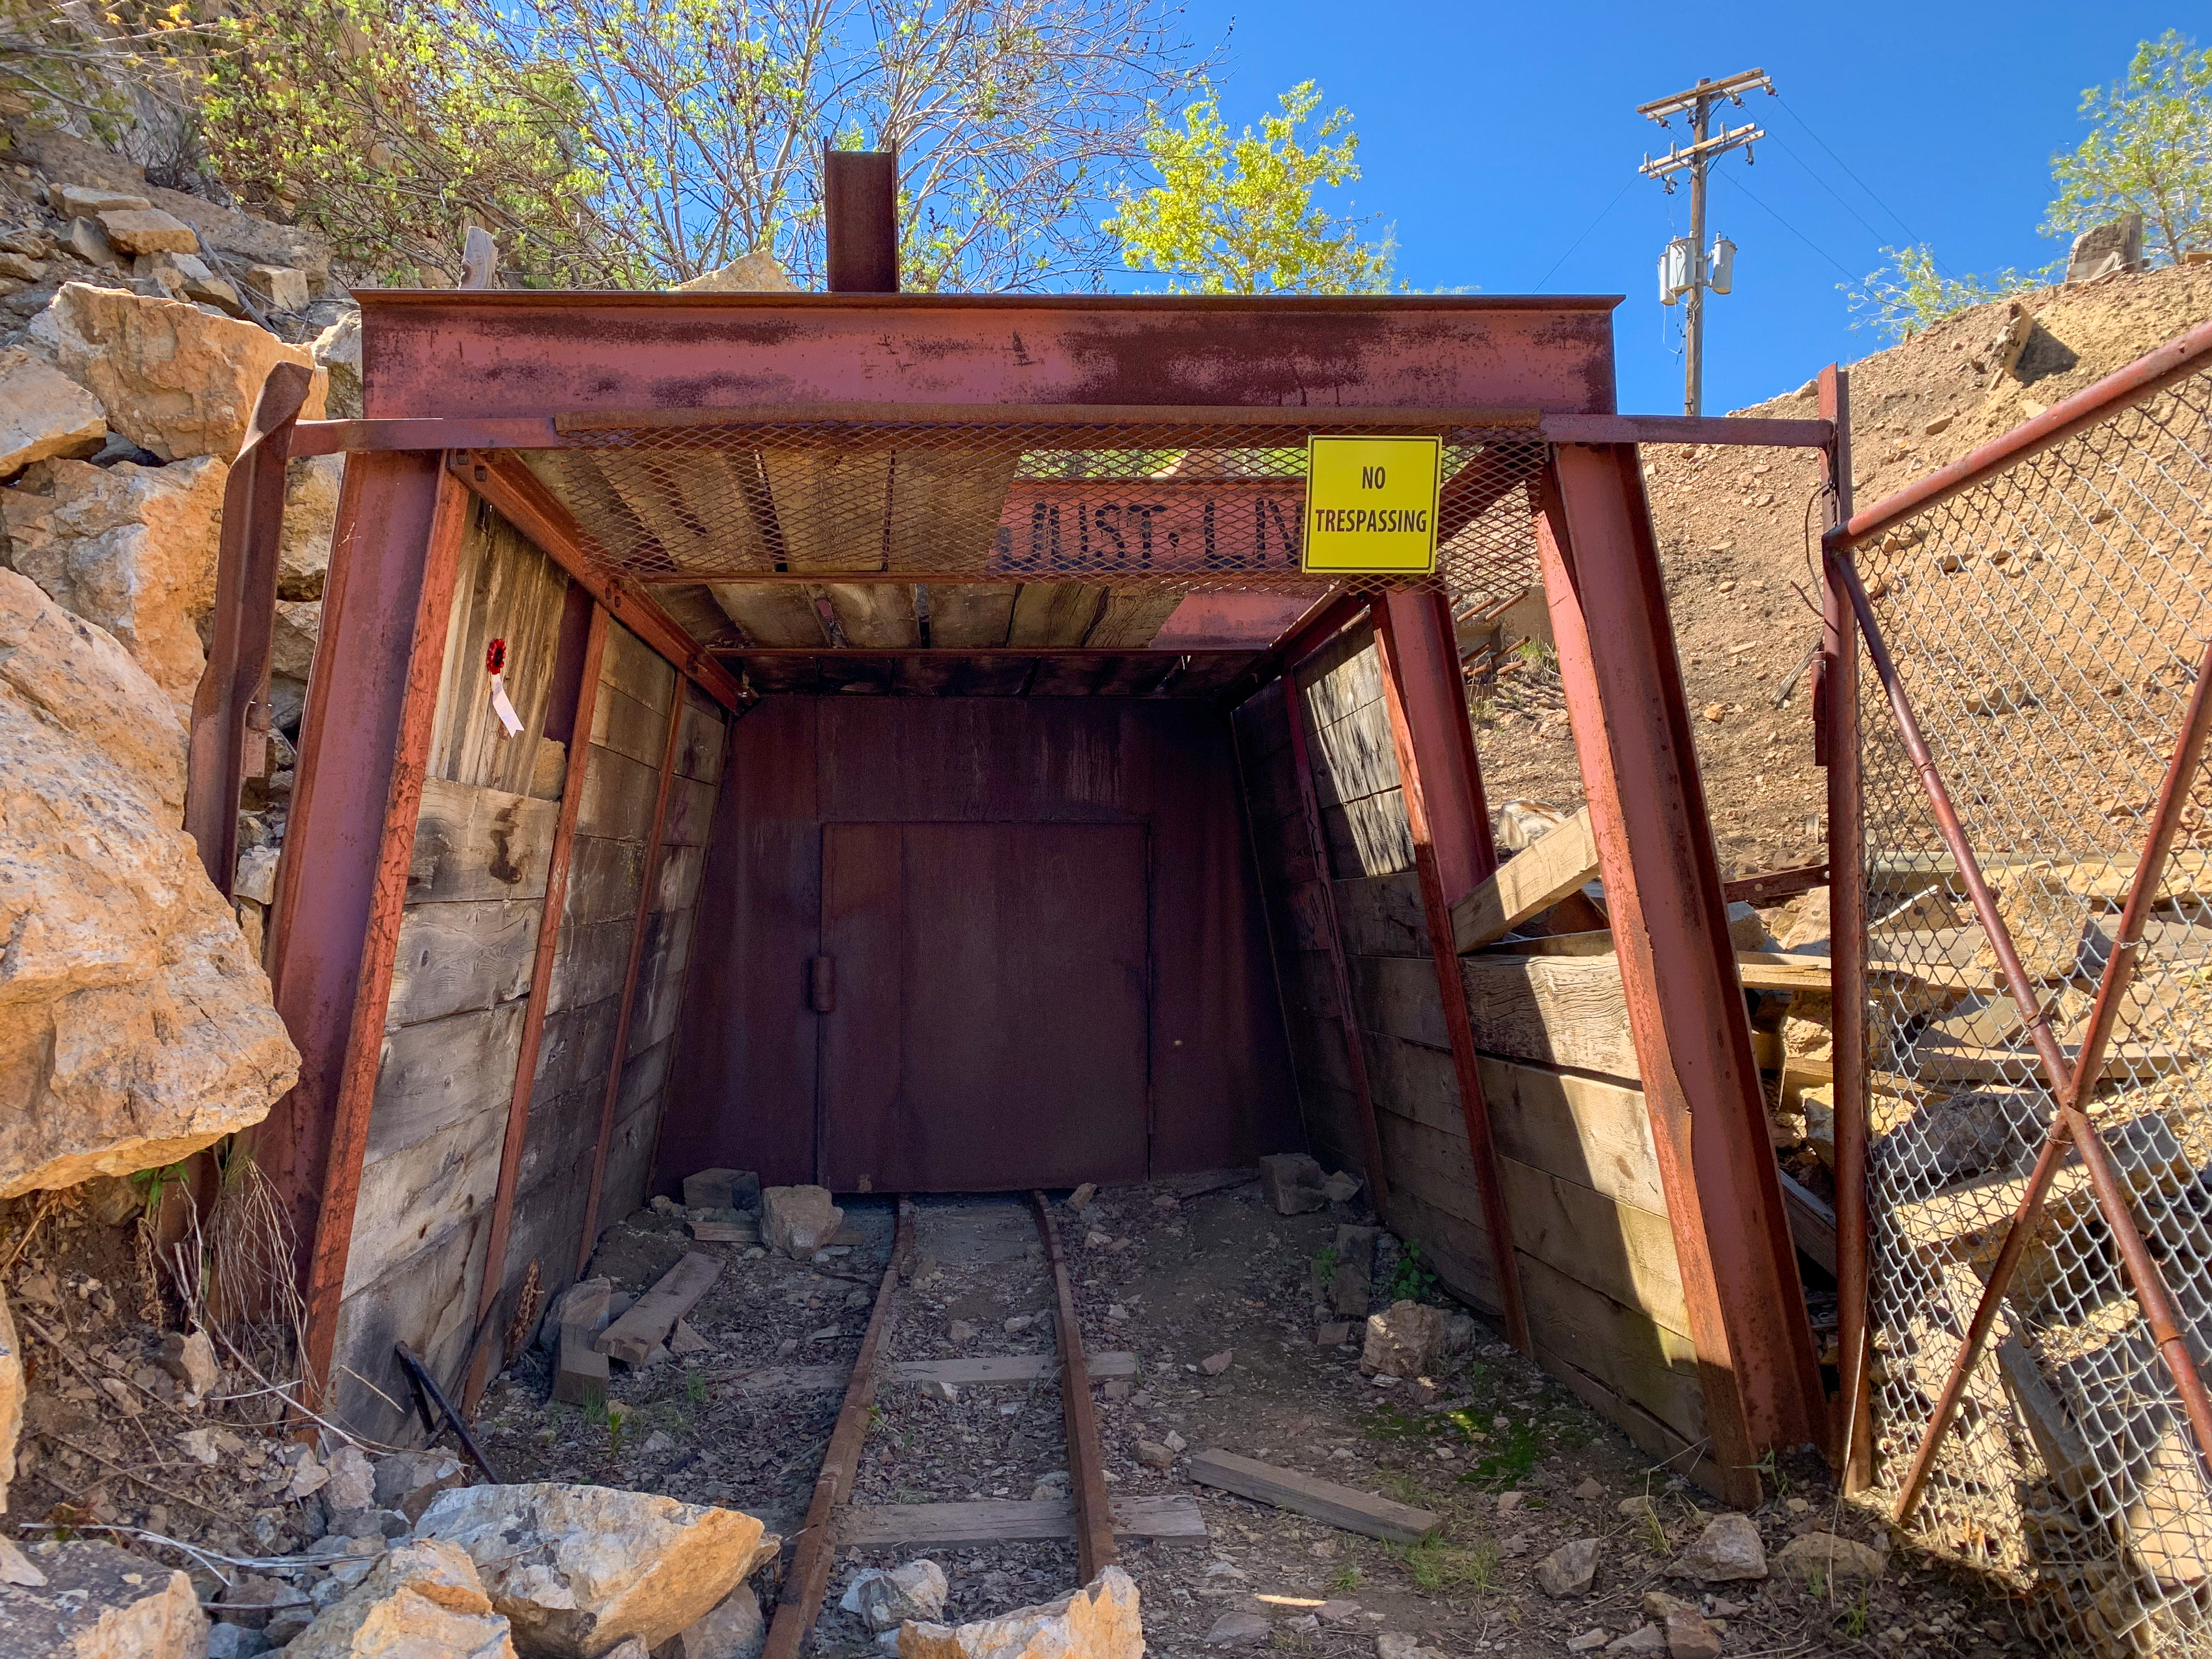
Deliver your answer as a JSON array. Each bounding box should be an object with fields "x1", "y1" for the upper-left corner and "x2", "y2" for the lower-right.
[
  {"x1": 1735, "y1": 950, "x2": 1836, "y2": 992},
  {"x1": 1722, "y1": 863, "x2": 1830, "y2": 907},
  {"x1": 595, "y1": 1251, "x2": 723, "y2": 1364},
  {"x1": 839, "y1": 1496, "x2": 1206, "y2": 1549},
  {"x1": 1186, "y1": 1448, "x2": 1442, "y2": 1544},
  {"x1": 1451, "y1": 807, "x2": 1599, "y2": 955}
]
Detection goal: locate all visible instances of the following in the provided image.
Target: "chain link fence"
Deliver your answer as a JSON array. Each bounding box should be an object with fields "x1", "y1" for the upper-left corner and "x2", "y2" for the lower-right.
[{"x1": 1850, "y1": 359, "x2": 2212, "y2": 1655}]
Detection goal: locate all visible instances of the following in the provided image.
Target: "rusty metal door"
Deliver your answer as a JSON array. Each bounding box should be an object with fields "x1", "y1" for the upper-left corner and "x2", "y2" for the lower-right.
[{"x1": 816, "y1": 822, "x2": 1150, "y2": 1193}]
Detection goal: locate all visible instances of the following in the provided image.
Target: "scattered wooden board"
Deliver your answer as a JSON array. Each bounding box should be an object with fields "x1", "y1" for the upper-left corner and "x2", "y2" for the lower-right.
[
  {"x1": 838, "y1": 1494, "x2": 1205, "y2": 1549},
  {"x1": 1735, "y1": 950, "x2": 1835, "y2": 992},
  {"x1": 1777, "y1": 1171, "x2": 1837, "y2": 1276},
  {"x1": 1451, "y1": 806, "x2": 1599, "y2": 954},
  {"x1": 595, "y1": 1252, "x2": 723, "y2": 1364},
  {"x1": 1186, "y1": 1448, "x2": 1442, "y2": 1543},
  {"x1": 689, "y1": 1220, "x2": 759, "y2": 1244}
]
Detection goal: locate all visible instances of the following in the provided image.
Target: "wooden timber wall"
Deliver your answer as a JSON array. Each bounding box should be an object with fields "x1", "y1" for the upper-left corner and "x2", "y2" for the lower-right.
[
  {"x1": 1233, "y1": 620, "x2": 1712, "y2": 1477},
  {"x1": 327, "y1": 503, "x2": 725, "y2": 1442}
]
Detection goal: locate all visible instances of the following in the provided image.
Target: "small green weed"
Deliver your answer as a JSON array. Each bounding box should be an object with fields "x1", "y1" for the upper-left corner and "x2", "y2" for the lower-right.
[
  {"x1": 1269, "y1": 1628, "x2": 1315, "y2": 1653},
  {"x1": 1327, "y1": 1562, "x2": 1362, "y2": 1595},
  {"x1": 1394, "y1": 1532, "x2": 1497, "y2": 1595},
  {"x1": 685, "y1": 1370, "x2": 709, "y2": 1406},
  {"x1": 1312, "y1": 1244, "x2": 1341, "y2": 1283},
  {"x1": 1838, "y1": 1581, "x2": 1871, "y2": 1637},
  {"x1": 1387, "y1": 1240, "x2": 1440, "y2": 1304}
]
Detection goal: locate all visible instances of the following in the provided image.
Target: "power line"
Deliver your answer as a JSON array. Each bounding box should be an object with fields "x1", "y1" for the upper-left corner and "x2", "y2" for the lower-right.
[
  {"x1": 1531, "y1": 177, "x2": 1637, "y2": 291},
  {"x1": 1762, "y1": 129, "x2": 1893, "y2": 253},
  {"x1": 1713, "y1": 166, "x2": 1862, "y2": 282},
  {"x1": 1773, "y1": 92, "x2": 1944, "y2": 262}
]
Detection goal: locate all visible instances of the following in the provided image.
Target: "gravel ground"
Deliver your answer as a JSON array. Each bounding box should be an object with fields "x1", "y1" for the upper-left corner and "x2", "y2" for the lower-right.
[{"x1": 466, "y1": 1176, "x2": 2033, "y2": 1658}]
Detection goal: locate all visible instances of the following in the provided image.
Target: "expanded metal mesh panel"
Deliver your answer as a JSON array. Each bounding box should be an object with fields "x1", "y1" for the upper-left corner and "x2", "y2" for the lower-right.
[
  {"x1": 1854, "y1": 369, "x2": 2212, "y2": 1655},
  {"x1": 520, "y1": 422, "x2": 1547, "y2": 648}
]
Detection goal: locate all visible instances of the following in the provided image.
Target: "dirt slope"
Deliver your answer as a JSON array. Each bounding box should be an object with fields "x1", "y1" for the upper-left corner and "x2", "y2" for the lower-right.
[{"x1": 1474, "y1": 261, "x2": 2212, "y2": 876}]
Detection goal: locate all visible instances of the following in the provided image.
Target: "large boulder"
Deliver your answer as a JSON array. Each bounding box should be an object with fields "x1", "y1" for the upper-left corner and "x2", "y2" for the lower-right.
[
  {"x1": 0, "y1": 347, "x2": 104, "y2": 474},
  {"x1": 27, "y1": 282, "x2": 325, "y2": 461},
  {"x1": 313, "y1": 312, "x2": 362, "y2": 421},
  {"x1": 2, "y1": 455, "x2": 228, "y2": 712},
  {"x1": 0, "y1": 571, "x2": 298, "y2": 1197},
  {"x1": 288, "y1": 1538, "x2": 517, "y2": 1659},
  {"x1": 416, "y1": 1483, "x2": 769, "y2": 1658},
  {"x1": 899, "y1": 1567, "x2": 1141, "y2": 1659},
  {"x1": 0, "y1": 1540, "x2": 208, "y2": 1657},
  {"x1": 281, "y1": 453, "x2": 345, "y2": 600}
]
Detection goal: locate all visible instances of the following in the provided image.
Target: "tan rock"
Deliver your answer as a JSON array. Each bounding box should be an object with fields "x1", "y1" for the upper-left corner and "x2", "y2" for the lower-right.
[
  {"x1": 2, "y1": 455, "x2": 228, "y2": 711},
  {"x1": 0, "y1": 1540, "x2": 207, "y2": 1656},
  {"x1": 0, "y1": 349, "x2": 105, "y2": 474},
  {"x1": 900, "y1": 1567, "x2": 1141, "y2": 1659},
  {"x1": 1771, "y1": 1531, "x2": 1884, "y2": 1582},
  {"x1": 663, "y1": 1584, "x2": 763, "y2": 1659},
  {"x1": 1977, "y1": 861, "x2": 2090, "y2": 981},
  {"x1": 289, "y1": 1538, "x2": 517, "y2": 1659},
  {"x1": 669, "y1": 252, "x2": 799, "y2": 293},
  {"x1": 281, "y1": 453, "x2": 345, "y2": 598},
  {"x1": 314, "y1": 312, "x2": 362, "y2": 421},
  {"x1": 0, "y1": 571, "x2": 298, "y2": 1197},
  {"x1": 1360, "y1": 1300, "x2": 1446, "y2": 1379},
  {"x1": 242, "y1": 265, "x2": 312, "y2": 313},
  {"x1": 418, "y1": 1482, "x2": 768, "y2": 1657},
  {"x1": 0, "y1": 1290, "x2": 20, "y2": 1514},
  {"x1": 49, "y1": 185, "x2": 150, "y2": 219},
  {"x1": 762, "y1": 1186, "x2": 843, "y2": 1259},
  {"x1": 97, "y1": 208, "x2": 200, "y2": 257},
  {"x1": 28, "y1": 282, "x2": 325, "y2": 461},
  {"x1": 271, "y1": 599, "x2": 323, "y2": 682}
]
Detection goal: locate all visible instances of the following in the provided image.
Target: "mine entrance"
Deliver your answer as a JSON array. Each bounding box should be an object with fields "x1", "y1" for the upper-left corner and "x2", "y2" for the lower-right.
[{"x1": 817, "y1": 819, "x2": 1150, "y2": 1193}]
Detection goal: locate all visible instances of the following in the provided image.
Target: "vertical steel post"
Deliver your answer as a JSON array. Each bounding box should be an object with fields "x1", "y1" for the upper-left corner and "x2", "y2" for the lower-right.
[
  {"x1": 269, "y1": 458, "x2": 471, "y2": 1398},
  {"x1": 187, "y1": 362, "x2": 316, "y2": 897},
  {"x1": 465, "y1": 602, "x2": 610, "y2": 1410},
  {"x1": 1373, "y1": 595, "x2": 1529, "y2": 1351},
  {"x1": 1536, "y1": 446, "x2": 1826, "y2": 1504},
  {"x1": 1817, "y1": 364, "x2": 1874, "y2": 1492},
  {"x1": 825, "y1": 146, "x2": 900, "y2": 294}
]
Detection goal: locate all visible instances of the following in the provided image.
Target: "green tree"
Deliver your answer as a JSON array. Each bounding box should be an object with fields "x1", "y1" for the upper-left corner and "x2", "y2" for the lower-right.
[
  {"x1": 1104, "y1": 80, "x2": 1393, "y2": 295},
  {"x1": 1842, "y1": 243, "x2": 2048, "y2": 342},
  {"x1": 2046, "y1": 30, "x2": 2212, "y2": 265}
]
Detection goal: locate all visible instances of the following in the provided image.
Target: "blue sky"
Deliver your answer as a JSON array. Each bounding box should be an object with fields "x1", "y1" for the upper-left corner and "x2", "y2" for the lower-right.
[{"x1": 1127, "y1": 3, "x2": 2194, "y2": 415}]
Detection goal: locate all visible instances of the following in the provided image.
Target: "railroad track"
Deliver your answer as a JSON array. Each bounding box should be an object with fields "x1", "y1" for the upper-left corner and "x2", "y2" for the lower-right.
[{"x1": 760, "y1": 1192, "x2": 1205, "y2": 1656}]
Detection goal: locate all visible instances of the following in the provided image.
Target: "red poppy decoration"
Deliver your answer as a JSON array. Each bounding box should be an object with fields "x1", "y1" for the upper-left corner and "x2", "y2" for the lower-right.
[{"x1": 486, "y1": 637, "x2": 507, "y2": 675}]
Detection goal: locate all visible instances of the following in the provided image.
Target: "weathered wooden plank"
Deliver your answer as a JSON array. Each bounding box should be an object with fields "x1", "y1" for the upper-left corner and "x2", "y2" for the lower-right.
[
  {"x1": 761, "y1": 447, "x2": 893, "y2": 572},
  {"x1": 329, "y1": 1207, "x2": 488, "y2": 1447},
  {"x1": 1307, "y1": 714, "x2": 1401, "y2": 815},
  {"x1": 562, "y1": 835, "x2": 647, "y2": 927},
  {"x1": 673, "y1": 687, "x2": 726, "y2": 784},
  {"x1": 1376, "y1": 1184, "x2": 1502, "y2": 1315},
  {"x1": 1267, "y1": 880, "x2": 1336, "y2": 957},
  {"x1": 1008, "y1": 583, "x2": 1107, "y2": 646},
  {"x1": 656, "y1": 842, "x2": 708, "y2": 914},
  {"x1": 1297, "y1": 627, "x2": 1383, "y2": 729},
  {"x1": 840, "y1": 1495, "x2": 1205, "y2": 1549},
  {"x1": 1231, "y1": 676, "x2": 1293, "y2": 764},
  {"x1": 602, "y1": 620, "x2": 675, "y2": 712},
  {"x1": 597, "y1": 1252, "x2": 722, "y2": 1363},
  {"x1": 530, "y1": 997, "x2": 620, "y2": 1104},
  {"x1": 1239, "y1": 741, "x2": 1304, "y2": 831},
  {"x1": 587, "y1": 449, "x2": 776, "y2": 573},
  {"x1": 1777, "y1": 1170, "x2": 1837, "y2": 1275},
  {"x1": 409, "y1": 777, "x2": 558, "y2": 904},
  {"x1": 1497, "y1": 1155, "x2": 1690, "y2": 1338},
  {"x1": 1479, "y1": 1056, "x2": 1666, "y2": 1215},
  {"x1": 428, "y1": 508, "x2": 569, "y2": 797},
  {"x1": 1348, "y1": 954, "x2": 1447, "y2": 1049},
  {"x1": 386, "y1": 899, "x2": 542, "y2": 1029},
  {"x1": 1277, "y1": 950, "x2": 1346, "y2": 1025},
  {"x1": 343, "y1": 1103, "x2": 505, "y2": 1297},
  {"x1": 1460, "y1": 955, "x2": 1641, "y2": 1081},
  {"x1": 1187, "y1": 1449, "x2": 1441, "y2": 1543},
  {"x1": 1286, "y1": 1006, "x2": 1357, "y2": 1099},
  {"x1": 518, "y1": 1080, "x2": 611, "y2": 1196},
  {"x1": 548, "y1": 918, "x2": 636, "y2": 1015},
  {"x1": 1086, "y1": 587, "x2": 1183, "y2": 649},
  {"x1": 367, "y1": 1000, "x2": 528, "y2": 1160},
  {"x1": 575, "y1": 744, "x2": 661, "y2": 843},
  {"x1": 1736, "y1": 950, "x2": 1836, "y2": 992},
  {"x1": 1321, "y1": 791, "x2": 1415, "y2": 878},
  {"x1": 1516, "y1": 1253, "x2": 1706, "y2": 1448},
  {"x1": 1482, "y1": 930, "x2": 1616, "y2": 958},
  {"x1": 599, "y1": 1099, "x2": 668, "y2": 1235},
  {"x1": 662, "y1": 774, "x2": 718, "y2": 849},
  {"x1": 1536, "y1": 1337, "x2": 1721, "y2": 1498},
  {"x1": 887, "y1": 445, "x2": 1018, "y2": 573},
  {"x1": 1374, "y1": 1110, "x2": 1489, "y2": 1235},
  {"x1": 924, "y1": 583, "x2": 1017, "y2": 648},
  {"x1": 709, "y1": 581, "x2": 827, "y2": 647},
  {"x1": 1334, "y1": 872, "x2": 1430, "y2": 958},
  {"x1": 1451, "y1": 807, "x2": 1599, "y2": 953},
  {"x1": 825, "y1": 583, "x2": 921, "y2": 647},
  {"x1": 617, "y1": 1036, "x2": 672, "y2": 1120},
  {"x1": 590, "y1": 683, "x2": 667, "y2": 769},
  {"x1": 1250, "y1": 808, "x2": 1325, "y2": 891}
]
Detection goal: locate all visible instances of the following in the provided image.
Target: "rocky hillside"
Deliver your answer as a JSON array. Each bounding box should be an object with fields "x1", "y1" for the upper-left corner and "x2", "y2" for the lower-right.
[{"x1": 1474, "y1": 259, "x2": 2212, "y2": 877}]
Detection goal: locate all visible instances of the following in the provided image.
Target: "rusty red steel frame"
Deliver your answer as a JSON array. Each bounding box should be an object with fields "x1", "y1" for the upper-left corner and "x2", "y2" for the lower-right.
[
  {"x1": 272, "y1": 459, "x2": 472, "y2": 1397},
  {"x1": 1816, "y1": 363, "x2": 1874, "y2": 1492},
  {"x1": 1536, "y1": 446, "x2": 1828, "y2": 1505},
  {"x1": 574, "y1": 685, "x2": 688, "y2": 1277},
  {"x1": 1372, "y1": 591, "x2": 1529, "y2": 1352},
  {"x1": 185, "y1": 360, "x2": 315, "y2": 896},
  {"x1": 1281, "y1": 646, "x2": 1392, "y2": 1212},
  {"x1": 463, "y1": 602, "x2": 611, "y2": 1412}
]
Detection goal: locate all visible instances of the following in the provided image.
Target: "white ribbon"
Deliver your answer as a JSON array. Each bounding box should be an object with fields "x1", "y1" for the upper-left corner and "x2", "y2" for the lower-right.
[{"x1": 489, "y1": 672, "x2": 523, "y2": 737}]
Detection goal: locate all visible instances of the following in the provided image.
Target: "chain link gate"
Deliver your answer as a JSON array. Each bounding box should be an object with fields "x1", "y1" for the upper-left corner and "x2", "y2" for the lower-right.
[{"x1": 1833, "y1": 323, "x2": 2212, "y2": 1655}]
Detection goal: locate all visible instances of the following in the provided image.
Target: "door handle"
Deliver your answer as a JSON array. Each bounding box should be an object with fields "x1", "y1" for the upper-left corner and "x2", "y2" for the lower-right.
[{"x1": 809, "y1": 955, "x2": 836, "y2": 1014}]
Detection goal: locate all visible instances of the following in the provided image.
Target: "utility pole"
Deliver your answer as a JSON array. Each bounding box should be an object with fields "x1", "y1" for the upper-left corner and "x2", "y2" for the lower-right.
[{"x1": 1638, "y1": 68, "x2": 1773, "y2": 416}]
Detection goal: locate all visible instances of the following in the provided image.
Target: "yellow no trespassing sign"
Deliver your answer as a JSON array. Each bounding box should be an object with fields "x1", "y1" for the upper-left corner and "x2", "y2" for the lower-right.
[{"x1": 1301, "y1": 435, "x2": 1442, "y2": 574}]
